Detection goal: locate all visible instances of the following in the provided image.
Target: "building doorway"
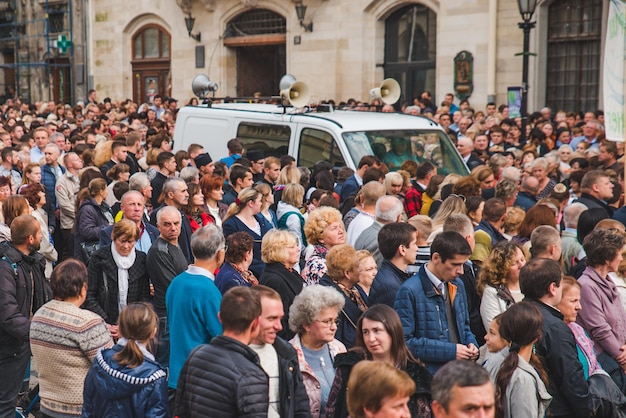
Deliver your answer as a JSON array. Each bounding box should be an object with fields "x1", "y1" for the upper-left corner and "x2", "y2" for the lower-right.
[
  {"x1": 384, "y1": 4, "x2": 437, "y2": 106},
  {"x1": 224, "y1": 9, "x2": 286, "y2": 98},
  {"x1": 131, "y1": 25, "x2": 171, "y2": 104},
  {"x1": 236, "y1": 45, "x2": 285, "y2": 97},
  {"x1": 49, "y1": 58, "x2": 70, "y2": 103}
]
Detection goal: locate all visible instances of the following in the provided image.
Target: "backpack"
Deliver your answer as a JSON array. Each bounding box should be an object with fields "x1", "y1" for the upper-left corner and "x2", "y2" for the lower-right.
[{"x1": 277, "y1": 211, "x2": 307, "y2": 248}]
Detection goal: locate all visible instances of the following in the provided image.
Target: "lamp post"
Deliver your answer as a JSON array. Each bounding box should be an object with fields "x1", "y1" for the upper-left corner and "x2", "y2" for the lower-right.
[{"x1": 516, "y1": 0, "x2": 537, "y2": 145}]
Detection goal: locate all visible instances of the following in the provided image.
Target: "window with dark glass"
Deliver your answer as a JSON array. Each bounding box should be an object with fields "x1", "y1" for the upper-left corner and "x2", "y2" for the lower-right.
[
  {"x1": 132, "y1": 26, "x2": 171, "y2": 60},
  {"x1": 299, "y1": 128, "x2": 346, "y2": 170},
  {"x1": 546, "y1": 0, "x2": 602, "y2": 112}
]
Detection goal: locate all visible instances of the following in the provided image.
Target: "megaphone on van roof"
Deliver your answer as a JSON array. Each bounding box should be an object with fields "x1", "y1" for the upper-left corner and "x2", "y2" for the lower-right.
[
  {"x1": 192, "y1": 74, "x2": 219, "y2": 98},
  {"x1": 279, "y1": 74, "x2": 310, "y2": 108},
  {"x1": 370, "y1": 78, "x2": 401, "y2": 105}
]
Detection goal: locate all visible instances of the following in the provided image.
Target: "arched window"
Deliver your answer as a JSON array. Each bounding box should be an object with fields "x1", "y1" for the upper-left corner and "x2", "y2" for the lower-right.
[
  {"x1": 384, "y1": 5, "x2": 437, "y2": 105},
  {"x1": 546, "y1": 0, "x2": 602, "y2": 112},
  {"x1": 133, "y1": 25, "x2": 170, "y2": 60}
]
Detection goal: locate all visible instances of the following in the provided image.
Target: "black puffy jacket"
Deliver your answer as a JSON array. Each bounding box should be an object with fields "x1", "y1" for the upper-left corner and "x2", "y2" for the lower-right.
[
  {"x1": 174, "y1": 335, "x2": 269, "y2": 418},
  {"x1": 529, "y1": 299, "x2": 591, "y2": 417},
  {"x1": 0, "y1": 244, "x2": 50, "y2": 355}
]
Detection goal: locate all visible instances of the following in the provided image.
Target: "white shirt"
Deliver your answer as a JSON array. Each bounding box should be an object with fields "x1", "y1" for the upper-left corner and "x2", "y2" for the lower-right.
[
  {"x1": 346, "y1": 211, "x2": 375, "y2": 246},
  {"x1": 186, "y1": 265, "x2": 215, "y2": 280},
  {"x1": 424, "y1": 262, "x2": 445, "y2": 295},
  {"x1": 250, "y1": 343, "x2": 280, "y2": 418}
]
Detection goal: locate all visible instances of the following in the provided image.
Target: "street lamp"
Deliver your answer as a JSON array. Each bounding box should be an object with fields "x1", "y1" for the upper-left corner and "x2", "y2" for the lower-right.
[
  {"x1": 516, "y1": 0, "x2": 537, "y2": 145},
  {"x1": 185, "y1": 14, "x2": 201, "y2": 42},
  {"x1": 295, "y1": 1, "x2": 313, "y2": 32}
]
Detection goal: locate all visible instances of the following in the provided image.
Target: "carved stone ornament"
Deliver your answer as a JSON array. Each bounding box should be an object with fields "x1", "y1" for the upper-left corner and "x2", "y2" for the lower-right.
[
  {"x1": 176, "y1": 0, "x2": 216, "y2": 14},
  {"x1": 242, "y1": 0, "x2": 258, "y2": 7}
]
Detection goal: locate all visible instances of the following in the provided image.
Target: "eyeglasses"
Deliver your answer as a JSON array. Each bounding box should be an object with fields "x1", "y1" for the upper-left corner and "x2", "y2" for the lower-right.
[
  {"x1": 315, "y1": 318, "x2": 340, "y2": 327},
  {"x1": 221, "y1": 245, "x2": 228, "y2": 252}
]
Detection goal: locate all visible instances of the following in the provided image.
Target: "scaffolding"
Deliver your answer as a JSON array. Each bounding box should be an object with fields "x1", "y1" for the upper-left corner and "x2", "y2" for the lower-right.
[{"x1": 0, "y1": 0, "x2": 74, "y2": 104}]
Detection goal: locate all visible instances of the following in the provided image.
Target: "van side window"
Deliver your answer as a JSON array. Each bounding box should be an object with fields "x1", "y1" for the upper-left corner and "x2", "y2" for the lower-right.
[
  {"x1": 236, "y1": 122, "x2": 291, "y2": 157},
  {"x1": 299, "y1": 128, "x2": 346, "y2": 170}
]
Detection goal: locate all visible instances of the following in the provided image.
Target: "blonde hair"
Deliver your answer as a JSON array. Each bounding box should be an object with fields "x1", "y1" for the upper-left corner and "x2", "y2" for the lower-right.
[
  {"x1": 326, "y1": 244, "x2": 358, "y2": 281},
  {"x1": 277, "y1": 165, "x2": 301, "y2": 185},
  {"x1": 93, "y1": 139, "x2": 113, "y2": 168},
  {"x1": 503, "y1": 206, "x2": 525, "y2": 236},
  {"x1": 431, "y1": 195, "x2": 467, "y2": 231},
  {"x1": 253, "y1": 182, "x2": 273, "y2": 211},
  {"x1": 111, "y1": 218, "x2": 140, "y2": 242},
  {"x1": 261, "y1": 229, "x2": 298, "y2": 264},
  {"x1": 222, "y1": 187, "x2": 261, "y2": 223},
  {"x1": 281, "y1": 183, "x2": 305, "y2": 208},
  {"x1": 304, "y1": 206, "x2": 343, "y2": 245}
]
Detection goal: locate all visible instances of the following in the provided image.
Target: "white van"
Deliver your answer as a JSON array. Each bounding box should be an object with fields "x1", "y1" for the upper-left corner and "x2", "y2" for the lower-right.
[{"x1": 172, "y1": 103, "x2": 469, "y2": 176}]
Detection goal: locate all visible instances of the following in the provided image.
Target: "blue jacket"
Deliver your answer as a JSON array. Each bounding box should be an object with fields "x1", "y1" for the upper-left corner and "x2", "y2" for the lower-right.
[
  {"x1": 99, "y1": 221, "x2": 159, "y2": 248},
  {"x1": 474, "y1": 219, "x2": 506, "y2": 246},
  {"x1": 82, "y1": 344, "x2": 168, "y2": 417},
  {"x1": 369, "y1": 259, "x2": 413, "y2": 307},
  {"x1": 394, "y1": 265, "x2": 478, "y2": 374},
  {"x1": 41, "y1": 163, "x2": 65, "y2": 228},
  {"x1": 339, "y1": 174, "x2": 360, "y2": 203}
]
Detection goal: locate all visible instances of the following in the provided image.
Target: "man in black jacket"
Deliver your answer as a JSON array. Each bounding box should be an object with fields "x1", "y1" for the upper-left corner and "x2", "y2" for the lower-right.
[
  {"x1": 174, "y1": 287, "x2": 268, "y2": 418},
  {"x1": 250, "y1": 286, "x2": 312, "y2": 418},
  {"x1": 519, "y1": 258, "x2": 591, "y2": 418},
  {"x1": 0, "y1": 215, "x2": 51, "y2": 417}
]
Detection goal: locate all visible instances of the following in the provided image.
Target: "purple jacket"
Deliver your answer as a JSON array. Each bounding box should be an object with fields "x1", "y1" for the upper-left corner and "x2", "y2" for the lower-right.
[{"x1": 577, "y1": 266, "x2": 626, "y2": 358}]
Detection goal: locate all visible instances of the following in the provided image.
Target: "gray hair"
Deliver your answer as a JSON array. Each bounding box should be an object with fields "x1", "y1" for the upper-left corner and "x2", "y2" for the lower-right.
[
  {"x1": 288, "y1": 285, "x2": 345, "y2": 334},
  {"x1": 432, "y1": 360, "x2": 493, "y2": 411},
  {"x1": 129, "y1": 172, "x2": 150, "y2": 190},
  {"x1": 50, "y1": 132, "x2": 65, "y2": 143},
  {"x1": 500, "y1": 166, "x2": 521, "y2": 183},
  {"x1": 44, "y1": 143, "x2": 61, "y2": 154},
  {"x1": 17, "y1": 150, "x2": 30, "y2": 164},
  {"x1": 156, "y1": 205, "x2": 181, "y2": 225},
  {"x1": 190, "y1": 223, "x2": 224, "y2": 260},
  {"x1": 530, "y1": 225, "x2": 561, "y2": 257},
  {"x1": 494, "y1": 178, "x2": 518, "y2": 201},
  {"x1": 532, "y1": 157, "x2": 549, "y2": 170},
  {"x1": 376, "y1": 195, "x2": 404, "y2": 222},
  {"x1": 180, "y1": 166, "x2": 200, "y2": 183},
  {"x1": 563, "y1": 202, "x2": 587, "y2": 229},
  {"x1": 443, "y1": 214, "x2": 474, "y2": 238},
  {"x1": 162, "y1": 177, "x2": 186, "y2": 196}
]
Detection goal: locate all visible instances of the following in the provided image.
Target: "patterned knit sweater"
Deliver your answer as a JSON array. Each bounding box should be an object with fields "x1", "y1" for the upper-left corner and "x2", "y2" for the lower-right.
[{"x1": 30, "y1": 299, "x2": 113, "y2": 417}]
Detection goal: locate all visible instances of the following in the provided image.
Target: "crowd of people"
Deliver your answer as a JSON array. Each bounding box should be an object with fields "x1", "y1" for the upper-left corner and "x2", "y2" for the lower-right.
[{"x1": 0, "y1": 88, "x2": 625, "y2": 418}]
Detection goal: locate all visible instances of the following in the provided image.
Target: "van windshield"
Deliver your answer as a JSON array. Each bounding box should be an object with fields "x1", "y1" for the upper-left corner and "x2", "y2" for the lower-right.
[{"x1": 341, "y1": 130, "x2": 469, "y2": 176}]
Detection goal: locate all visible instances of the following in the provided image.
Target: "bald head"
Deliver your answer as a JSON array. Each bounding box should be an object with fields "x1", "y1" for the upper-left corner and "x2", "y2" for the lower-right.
[
  {"x1": 362, "y1": 181, "x2": 386, "y2": 206},
  {"x1": 120, "y1": 190, "x2": 146, "y2": 223},
  {"x1": 376, "y1": 195, "x2": 404, "y2": 223},
  {"x1": 521, "y1": 176, "x2": 539, "y2": 195}
]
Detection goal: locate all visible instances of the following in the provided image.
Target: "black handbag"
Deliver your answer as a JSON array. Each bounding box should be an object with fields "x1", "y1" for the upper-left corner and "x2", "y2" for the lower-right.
[{"x1": 80, "y1": 241, "x2": 99, "y2": 262}]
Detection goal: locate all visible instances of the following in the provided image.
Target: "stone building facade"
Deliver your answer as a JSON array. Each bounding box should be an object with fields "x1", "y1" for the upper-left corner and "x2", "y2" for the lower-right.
[{"x1": 90, "y1": 0, "x2": 609, "y2": 111}]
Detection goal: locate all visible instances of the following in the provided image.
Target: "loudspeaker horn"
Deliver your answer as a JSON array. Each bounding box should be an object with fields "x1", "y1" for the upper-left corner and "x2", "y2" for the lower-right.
[
  {"x1": 279, "y1": 75, "x2": 310, "y2": 108},
  {"x1": 369, "y1": 78, "x2": 401, "y2": 105},
  {"x1": 192, "y1": 74, "x2": 219, "y2": 98}
]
